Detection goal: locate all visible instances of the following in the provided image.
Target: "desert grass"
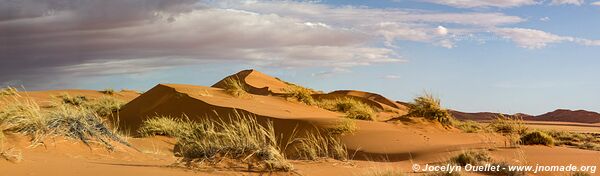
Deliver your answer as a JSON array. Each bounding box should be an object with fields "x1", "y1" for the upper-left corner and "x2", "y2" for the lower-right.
[
  {"x1": 325, "y1": 118, "x2": 357, "y2": 135},
  {"x1": 0, "y1": 87, "x2": 18, "y2": 96},
  {"x1": 405, "y1": 93, "x2": 453, "y2": 126},
  {"x1": 0, "y1": 94, "x2": 129, "y2": 150},
  {"x1": 290, "y1": 128, "x2": 348, "y2": 161},
  {"x1": 316, "y1": 98, "x2": 378, "y2": 120},
  {"x1": 449, "y1": 150, "x2": 491, "y2": 166},
  {"x1": 99, "y1": 88, "x2": 116, "y2": 95},
  {"x1": 520, "y1": 130, "x2": 554, "y2": 146},
  {"x1": 453, "y1": 120, "x2": 484, "y2": 133},
  {"x1": 487, "y1": 115, "x2": 528, "y2": 135},
  {"x1": 55, "y1": 94, "x2": 124, "y2": 117},
  {"x1": 283, "y1": 86, "x2": 315, "y2": 105},
  {"x1": 138, "y1": 116, "x2": 196, "y2": 137},
  {"x1": 222, "y1": 77, "x2": 248, "y2": 97}
]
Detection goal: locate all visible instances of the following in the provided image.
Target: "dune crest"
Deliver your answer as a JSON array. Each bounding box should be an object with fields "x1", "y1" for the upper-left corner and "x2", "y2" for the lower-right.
[{"x1": 212, "y1": 69, "x2": 293, "y2": 95}]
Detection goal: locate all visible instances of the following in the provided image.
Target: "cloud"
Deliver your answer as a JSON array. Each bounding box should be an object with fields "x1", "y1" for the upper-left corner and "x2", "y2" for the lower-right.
[
  {"x1": 550, "y1": 0, "x2": 585, "y2": 5},
  {"x1": 540, "y1": 17, "x2": 551, "y2": 21},
  {"x1": 493, "y1": 28, "x2": 600, "y2": 49},
  {"x1": 383, "y1": 75, "x2": 401, "y2": 79},
  {"x1": 436, "y1": 26, "x2": 449, "y2": 36},
  {"x1": 592, "y1": 1, "x2": 600, "y2": 5},
  {"x1": 422, "y1": 0, "x2": 539, "y2": 8}
]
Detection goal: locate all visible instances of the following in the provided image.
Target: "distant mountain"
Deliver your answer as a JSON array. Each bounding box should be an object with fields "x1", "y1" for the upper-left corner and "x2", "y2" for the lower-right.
[{"x1": 450, "y1": 109, "x2": 600, "y2": 124}]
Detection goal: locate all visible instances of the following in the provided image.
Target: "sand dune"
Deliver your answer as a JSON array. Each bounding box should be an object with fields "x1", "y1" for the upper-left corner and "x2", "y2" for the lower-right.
[{"x1": 212, "y1": 69, "x2": 293, "y2": 95}]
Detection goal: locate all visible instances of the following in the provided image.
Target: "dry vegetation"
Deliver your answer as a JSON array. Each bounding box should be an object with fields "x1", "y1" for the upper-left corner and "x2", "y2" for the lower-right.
[
  {"x1": 404, "y1": 94, "x2": 453, "y2": 126},
  {"x1": 0, "y1": 91, "x2": 129, "y2": 150},
  {"x1": 0, "y1": 87, "x2": 18, "y2": 96},
  {"x1": 138, "y1": 113, "x2": 350, "y2": 172},
  {"x1": 222, "y1": 77, "x2": 249, "y2": 97},
  {"x1": 316, "y1": 98, "x2": 378, "y2": 120},
  {"x1": 283, "y1": 86, "x2": 316, "y2": 105},
  {"x1": 99, "y1": 88, "x2": 116, "y2": 95}
]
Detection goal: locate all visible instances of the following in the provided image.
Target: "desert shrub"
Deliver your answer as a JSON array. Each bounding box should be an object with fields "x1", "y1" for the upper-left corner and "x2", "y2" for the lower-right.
[
  {"x1": 138, "y1": 116, "x2": 195, "y2": 137},
  {"x1": 406, "y1": 94, "x2": 453, "y2": 126},
  {"x1": 222, "y1": 77, "x2": 248, "y2": 97},
  {"x1": 316, "y1": 98, "x2": 377, "y2": 120},
  {"x1": 545, "y1": 130, "x2": 594, "y2": 147},
  {"x1": 571, "y1": 171, "x2": 592, "y2": 176},
  {"x1": 0, "y1": 96, "x2": 129, "y2": 150},
  {"x1": 84, "y1": 96, "x2": 124, "y2": 117},
  {"x1": 325, "y1": 118, "x2": 357, "y2": 135},
  {"x1": 99, "y1": 88, "x2": 116, "y2": 95},
  {"x1": 483, "y1": 162, "x2": 526, "y2": 176},
  {"x1": 578, "y1": 142, "x2": 600, "y2": 151},
  {"x1": 450, "y1": 150, "x2": 492, "y2": 166},
  {"x1": 520, "y1": 131, "x2": 554, "y2": 146},
  {"x1": 487, "y1": 115, "x2": 527, "y2": 135},
  {"x1": 283, "y1": 86, "x2": 315, "y2": 105},
  {"x1": 0, "y1": 87, "x2": 18, "y2": 96},
  {"x1": 453, "y1": 120, "x2": 483, "y2": 133},
  {"x1": 174, "y1": 114, "x2": 292, "y2": 171},
  {"x1": 58, "y1": 94, "x2": 88, "y2": 106},
  {"x1": 291, "y1": 129, "x2": 348, "y2": 161}
]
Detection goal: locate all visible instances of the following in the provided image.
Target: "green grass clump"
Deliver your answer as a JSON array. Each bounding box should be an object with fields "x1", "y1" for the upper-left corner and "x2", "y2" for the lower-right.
[
  {"x1": 405, "y1": 94, "x2": 453, "y2": 126},
  {"x1": 283, "y1": 86, "x2": 315, "y2": 105},
  {"x1": 316, "y1": 98, "x2": 377, "y2": 121},
  {"x1": 222, "y1": 77, "x2": 248, "y2": 97},
  {"x1": 450, "y1": 150, "x2": 492, "y2": 166},
  {"x1": 0, "y1": 87, "x2": 18, "y2": 96},
  {"x1": 99, "y1": 88, "x2": 116, "y2": 95},
  {"x1": 520, "y1": 130, "x2": 554, "y2": 146},
  {"x1": 0, "y1": 95, "x2": 129, "y2": 150},
  {"x1": 453, "y1": 120, "x2": 483, "y2": 133}
]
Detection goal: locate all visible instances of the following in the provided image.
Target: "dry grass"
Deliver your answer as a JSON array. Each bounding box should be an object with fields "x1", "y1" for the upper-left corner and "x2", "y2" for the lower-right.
[
  {"x1": 283, "y1": 86, "x2": 315, "y2": 105},
  {"x1": 316, "y1": 98, "x2": 378, "y2": 120},
  {"x1": 0, "y1": 94, "x2": 129, "y2": 150},
  {"x1": 487, "y1": 115, "x2": 528, "y2": 135},
  {"x1": 325, "y1": 118, "x2": 357, "y2": 135},
  {"x1": 405, "y1": 93, "x2": 453, "y2": 126},
  {"x1": 520, "y1": 130, "x2": 554, "y2": 146},
  {"x1": 222, "y1": 77, "x2": 248, "y2": 97},
  {"x1": 0, "y1": 87, "x2": 18, "y2": 96},
  {"x1": 138, "y1": 116, "x2": 195, "y2": 137},
  {"x1": 449, "y1": 150, "x2": 491, "y2": 166},
  {"x1": 290, "y1": 128, "x2": 348, "y2": 161},
  {"x1": 99, "y1": 88, "x2": 116, "y2": 95},
  {"x1": 453, "y1": 120, "x2": 483, "y2": 133}
]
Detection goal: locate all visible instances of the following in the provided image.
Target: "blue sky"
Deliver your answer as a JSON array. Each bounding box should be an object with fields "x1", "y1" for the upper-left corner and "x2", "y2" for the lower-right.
[{"x1": 1, "y1": 0, "x2": 599, "y2": 115}]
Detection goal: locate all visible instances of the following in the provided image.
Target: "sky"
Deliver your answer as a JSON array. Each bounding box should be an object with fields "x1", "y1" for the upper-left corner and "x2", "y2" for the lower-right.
[{"x1": 1, "y1": 0, "x2": 599, "y2": 115}]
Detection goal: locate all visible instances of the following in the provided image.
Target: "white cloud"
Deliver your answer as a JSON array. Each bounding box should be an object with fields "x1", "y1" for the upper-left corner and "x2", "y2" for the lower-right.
[
  {"x1": 422, "y1": 0, "x2": 539, "y2": 8},
  {"x1": 592, "y1": 1, "x2": 600, "y2": 5},
  {"x1": 494, "y1": 28, "x2": 572, "y2": 49},
  {"x1": 540, "y1": 17, "x2": 551, "y2": 21},
  {"x1": 383, "y1": 75, "x2": 401, "y2": 79},
  {"x1": 436, "y1": 26, "x2": 449, "y2": 36},
  {"x1": 550, "y1": 0, "x2": 585, "y2": 5}
]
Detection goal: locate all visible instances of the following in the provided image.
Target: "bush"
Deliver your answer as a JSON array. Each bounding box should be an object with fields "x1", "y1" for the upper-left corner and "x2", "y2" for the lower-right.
[
  {"x1": 99, "y1": 88, "x2": 116, "y2": 95},
  {"x1": 58, "y1": 94, "x2": 88, "y2": 106},
  {"x1": 0, "y1": 95, "x2": 129, "y2": 150},
  {"x1": 222, "y1": 77, "x2": 248, "y2": 97},
  {"x1": 316, "y1": 98, "x2": 377, "y2": 121},
  {"x1": 283, "y1": 86, "x2": 315, "y2": 105},
  {"x1": 520, "y1": 131, "x2": 554, "y2": 146},
  {"x1": 488, "y1": 115, "x2": 527, "y2": 135},
  {"x1": 453, "y1": 120, "x2": 483, "y2": 133},
  {"x1": 450, "y1": 150, "x2": 491, "y2": 166},
  {"x1": 406, "y1": 94, "x2": 453, "y2": 126}
]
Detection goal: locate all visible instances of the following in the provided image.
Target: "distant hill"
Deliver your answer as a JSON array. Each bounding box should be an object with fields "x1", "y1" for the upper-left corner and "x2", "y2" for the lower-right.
[{"x1": 450, "y1": 109, "x2": 600, "y2": 124}]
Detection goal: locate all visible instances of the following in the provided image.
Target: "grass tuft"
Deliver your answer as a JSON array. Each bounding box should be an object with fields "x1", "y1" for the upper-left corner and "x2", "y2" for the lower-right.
[
  {"x1": 138, "y1": 116, "x2": 195, "y2": 137},
  {"x1": 291, "y1": 129, "x2": 348, "y2": 161},
  {"x1": 520, "y1": 130, "x2": 554, "y2": 146},
  {"x1": 406, "y1": 93, "x2": 453, "y2": 126},
  {"x1": 99, "y1": 88, "x2": 116, "y2": 95},
  {"x1": 450, "y1": 150, "x2": 491, "y2": 166},
  {"x1": 453, "y1": 120, "x2": 483, "y2": 133},
  {"x1": 0, "y1": 87, "x2": 18, "y2": 96},
  {"x1": 325, "y1": 118, "x2": 357, "y2": 135},
  {"x1": 316, "y1": 98, "x2": 377, "y2": 120},
  {"x1": 487, "y1": 115, "x2": 527, "y2": 135},
  {"x1": 283, "y1": 86, "x2": 315, "y2": 105},
  {"x1": 222, "y1": 77, "x2": 248, "y2": 97},
  {"x1": 57, "y1": 94, "x2": 88, "y2": 106}
]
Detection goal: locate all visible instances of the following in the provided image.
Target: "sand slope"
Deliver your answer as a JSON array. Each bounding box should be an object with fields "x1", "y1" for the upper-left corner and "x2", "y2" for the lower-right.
[{"x1": 212, "y1": 69, "x2": 293, "y2": 95}]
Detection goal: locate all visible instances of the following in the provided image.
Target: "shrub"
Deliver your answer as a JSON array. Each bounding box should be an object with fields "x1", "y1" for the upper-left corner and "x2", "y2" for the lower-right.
[
  {"x1": 58, "y1": 94, "x2": 88, "y2": 106},
  {"x1": 450, "y1": 150, "x2": 491, "y2": 166},
  {"x1": 453, "y1": 120, "x2": 483, "y2": 133},
  {"x1": 488, "y1": 115, "x2": 527, "y2": 135},
  {"x1": 0, "y1": 95, "x2": 129, "y2": 150},
  {"x1": 316, "y1": 98, "x2": 377, "y2": 120},
  {"x1": 406, "y1": 94, "x2": 453, "y2": 126},
  {"x1": 174, "y1": 114, "x2": 292, "y2": 171},
  {"x1": 520, "y1": 131, "x2": 554, "y2": 146},
  {"x1": 222, "y1": 77, "x2": 248, "y2": 97},
  {"x1": 99, "y1": 88, "x2": 116, "y2": 95},
  {"x1": 0, "y1": 87, "x2": 18, "y2": 96},
  {"x1": 283, "y1": 86, "x2": 315, "y2": 105}
]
